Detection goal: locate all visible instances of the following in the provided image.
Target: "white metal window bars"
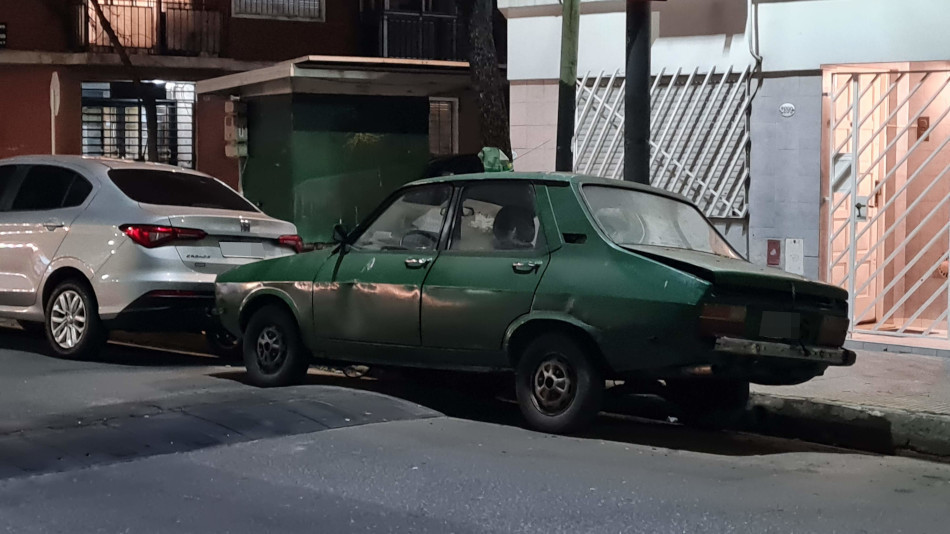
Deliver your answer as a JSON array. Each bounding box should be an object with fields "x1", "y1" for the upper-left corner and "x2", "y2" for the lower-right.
[
  {"x1": 826, "y1": 69, "x2": 950, "y2": 341},
  {"x1": 573, "y1": 66, "x2": 752, "y2": 219}
]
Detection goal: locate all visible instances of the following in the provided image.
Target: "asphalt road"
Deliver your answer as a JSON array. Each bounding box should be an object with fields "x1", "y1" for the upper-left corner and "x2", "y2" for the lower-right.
[{"x1": 2, "y1": 327, "x2": 949, "y2": 533}]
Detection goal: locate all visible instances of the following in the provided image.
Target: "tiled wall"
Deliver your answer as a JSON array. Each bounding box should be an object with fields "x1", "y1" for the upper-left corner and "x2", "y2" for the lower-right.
[
  {"x1": 749, "y1": 75, "x2": 823, "y2": 280},
  {"x1": 510, "y1": 80, "x2": 559, "y2": 172}
]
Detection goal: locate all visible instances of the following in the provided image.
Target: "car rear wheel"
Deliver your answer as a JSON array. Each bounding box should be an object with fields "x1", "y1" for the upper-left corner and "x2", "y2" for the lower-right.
[
  {"x1": 243, "y1": 305, "x2": 310, "y2": 387},
  {"x1": 45, "y1": 281, "x2": 107, "y2": 360},
  {"x1": 515, "y1": 333, "x2": 603, "y2": 434}
]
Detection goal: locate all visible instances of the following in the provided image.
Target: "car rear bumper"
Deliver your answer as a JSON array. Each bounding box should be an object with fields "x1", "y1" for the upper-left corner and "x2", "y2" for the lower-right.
[
  {"x1": 714, "y1": 336, "x2": 857, "y2": 366},
  {"x1": 104, "y1": 290, "x2": 217, "y2": 332}
]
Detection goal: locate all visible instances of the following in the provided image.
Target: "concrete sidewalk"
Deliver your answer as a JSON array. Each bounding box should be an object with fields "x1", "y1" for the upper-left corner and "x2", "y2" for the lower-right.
[{"x1": 751, "y1": 350, "x2": 950, "y2": 457}]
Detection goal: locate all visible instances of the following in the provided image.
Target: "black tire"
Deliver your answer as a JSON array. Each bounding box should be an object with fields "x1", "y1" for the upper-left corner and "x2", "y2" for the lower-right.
[
  {"x1": 243, "y1": 305, "x2": 310, "y2": 387},
  {"x1": 665, "y1": 378, "x2": 750, "y2": 429},
  {"x1": 44, "y1": 280, "x2": 107, "y2": 360},
  {"x1": 16, "y1": 320, "x2": 46, "y2": 336},
  {"x1": 205, "y1": 327, "x2": 243, "y2": 362},
  {"x1": 514, "y1": 333, "x2": 604, "y2": 434}
]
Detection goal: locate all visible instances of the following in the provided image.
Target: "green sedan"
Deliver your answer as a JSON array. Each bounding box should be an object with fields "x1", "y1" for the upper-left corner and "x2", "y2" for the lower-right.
[{"x1": 215, "y1": 173, "x2": 855, "y2": 433}]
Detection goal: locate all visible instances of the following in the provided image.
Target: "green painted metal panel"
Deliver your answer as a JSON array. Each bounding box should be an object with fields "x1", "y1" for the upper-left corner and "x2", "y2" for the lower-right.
[
  {"x1": 242, "y1": 94, "x2": 430, "y2": 243},
  {"x1": 243, "y1": 96, "x2": 295, "y2": 221},
  {"x1": 291, "y1": 95, "x2": 430, "y2": 243}
]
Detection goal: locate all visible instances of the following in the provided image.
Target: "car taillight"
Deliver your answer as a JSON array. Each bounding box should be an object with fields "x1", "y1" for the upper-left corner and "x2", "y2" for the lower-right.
[
  {"x1": 278, "y1": 234, "x2": 304, "y2": 253},
  {"x1": 120, "y1": 224, "x2": 207, "y2": 248},
  {"x1": 818, "y1": 315, "x2": 849, "y2": 347},
  {"x1": 699, "y1": 304, "x2": 747, "y2": 337}
]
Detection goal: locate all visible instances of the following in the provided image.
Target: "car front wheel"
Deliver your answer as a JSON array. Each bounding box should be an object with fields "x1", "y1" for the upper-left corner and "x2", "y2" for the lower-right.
[
  {"x1": 45, "y1": 281, "x2": 107, "y2": 360},
  {"x1": 243, "y1": 305, "x2": 310, "y2": 387},
  {"x1": 515, "y1": 333, "x2": 604, "y2": 434}
]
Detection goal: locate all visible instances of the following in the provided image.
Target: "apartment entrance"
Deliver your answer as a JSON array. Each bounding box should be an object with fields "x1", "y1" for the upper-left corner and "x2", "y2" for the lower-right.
[{"x1": 823, "y1": 63, "x2": 950, "y2": 345}]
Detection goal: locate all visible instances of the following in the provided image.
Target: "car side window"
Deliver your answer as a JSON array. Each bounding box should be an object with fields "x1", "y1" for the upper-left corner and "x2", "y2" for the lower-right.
[
  {"x1": 62, "y1": 175, "x2": 93, "y2": 208},
  {"x1": 11, "y1": 165, "x2": 87, "y2": 211},
  {"x1": 352, "y1": 184, "x2": 452, "y2": 252},
  {"x1": 0, "y1": 165, "x2": 19, "y2": 211},
  {"x1": 450, "y1": 182, "x2": 545, "y2": 252}
]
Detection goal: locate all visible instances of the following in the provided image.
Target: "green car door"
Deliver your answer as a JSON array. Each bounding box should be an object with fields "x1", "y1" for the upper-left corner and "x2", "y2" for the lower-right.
[
  {"x1": 421, "y1": 181, "x2": 550, "y2": 356},
  {"x1": 313, "y1": 184, "x2": 452, "y2": 346}
]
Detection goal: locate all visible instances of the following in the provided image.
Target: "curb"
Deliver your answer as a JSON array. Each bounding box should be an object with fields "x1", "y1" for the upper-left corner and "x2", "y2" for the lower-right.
[{"x1": 749, "y1": 393, "x2": 950, "y2": 458}]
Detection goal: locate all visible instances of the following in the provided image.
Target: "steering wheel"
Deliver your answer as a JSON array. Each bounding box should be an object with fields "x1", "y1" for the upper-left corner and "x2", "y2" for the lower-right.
[{"x1": 400, "y1": 229, "x2": 439, "y2": 250}]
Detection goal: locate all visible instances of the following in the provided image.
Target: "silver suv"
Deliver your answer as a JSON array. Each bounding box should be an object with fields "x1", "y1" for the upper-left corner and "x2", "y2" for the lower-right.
[{"x1": 0, "y1": 156, "x2": 299, "y2": 359}]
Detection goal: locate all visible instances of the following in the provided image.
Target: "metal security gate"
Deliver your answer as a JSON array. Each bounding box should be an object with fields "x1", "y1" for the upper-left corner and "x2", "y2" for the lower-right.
[
  {"x1": 825, "y1": 68, "x2": 950, "y2": 341},
  {"x1": 81, "y1": 81, "x2": 196, "y2": 168},
  {"x1": 574, "y1": 66, "x2": 751, "y2": 218}
]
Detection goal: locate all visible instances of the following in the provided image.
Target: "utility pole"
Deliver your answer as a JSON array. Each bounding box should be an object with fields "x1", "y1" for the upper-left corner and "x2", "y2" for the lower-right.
[
  {"x1": 555, "y1": 0, "x2": 580, "y2": 172},
  {"x1": 625, "y1": 0, "x2": 652, "y2": 184}
]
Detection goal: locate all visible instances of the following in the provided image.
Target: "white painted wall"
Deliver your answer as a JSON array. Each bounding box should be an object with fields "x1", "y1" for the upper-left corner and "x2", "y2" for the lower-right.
[{"x1": 501, "y1": 0, "x2": 950, "y2": 80}]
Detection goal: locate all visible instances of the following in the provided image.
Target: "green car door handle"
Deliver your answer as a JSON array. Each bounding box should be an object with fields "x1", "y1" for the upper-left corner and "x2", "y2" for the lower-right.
[
  {"x1": 405, "y1": 257, "x2": 433, "y2": 269},
  {"x1": 512, "y1": 261, "x2": 541, "y2": 274}
]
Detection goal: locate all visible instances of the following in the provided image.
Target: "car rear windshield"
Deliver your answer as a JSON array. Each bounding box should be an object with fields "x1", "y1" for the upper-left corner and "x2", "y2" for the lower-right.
[
  {"x1": 582, "y1": 185, "x2": 739, "y2": 259},
  {"x1": 108, "y1": 169, "x2": 257, "y2": 212}
]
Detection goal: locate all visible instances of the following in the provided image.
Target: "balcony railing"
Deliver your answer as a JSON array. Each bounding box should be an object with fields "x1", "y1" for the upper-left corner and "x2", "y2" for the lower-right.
[
  {"x1": 72, "y1": 1, "x2": 222, "y2": 57},
  {"x1": 369, "y1": 10, "x2": 463, "y2": 62}
]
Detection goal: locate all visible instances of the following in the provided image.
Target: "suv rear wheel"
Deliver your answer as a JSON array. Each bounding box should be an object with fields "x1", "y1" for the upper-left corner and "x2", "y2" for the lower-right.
[
  {"x1": 515, "y1": 333, "x2": 604, "y2": 434},
  {"x1": 243, "y1": 305, "x2": 310, "y2": 387},
  {"x1": 45, "y1": 280, "x2": 107, "y2": 360}
]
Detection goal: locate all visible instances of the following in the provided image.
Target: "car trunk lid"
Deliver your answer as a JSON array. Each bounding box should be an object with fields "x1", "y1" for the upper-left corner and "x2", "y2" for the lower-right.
[
  {"x1": 138, "y1": 204, "x2": 298, "y2": 274},
  {"x1": 624, "y1": 245, "x2": 848, "y2": 302}
]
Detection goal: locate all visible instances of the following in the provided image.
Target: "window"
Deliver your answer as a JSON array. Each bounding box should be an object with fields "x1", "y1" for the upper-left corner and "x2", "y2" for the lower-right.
[
  {"x1": 81, "y1": 81, "x2": 196, "y2": 169},
  {"x1": 450, "y1": 183, "x2": 544, "y2": 253},
  {"x1": 429, "y1": 98, "x2": 458, "y2": 156},
  {"x1": 0, "y1": 166, "x2": 19, "y2": 210},
  {"x1": 232, "y1": 0, "x2": 324, "y2": 21},
  {"x1": 109, "y1": 169, "x2": 257, "y2": 212},
  {"x1": 11, "y1": 166, "x2": 87, "y2": 212},
  {"x1": 353, "y1": 185, "x2": 452, "y2": 252},
  {"x1": 63, "y1": 176, "x2": 94, "y2": 208},
  {"x1": 583, "y1": 185, "x2": 739, "y2": 259}
]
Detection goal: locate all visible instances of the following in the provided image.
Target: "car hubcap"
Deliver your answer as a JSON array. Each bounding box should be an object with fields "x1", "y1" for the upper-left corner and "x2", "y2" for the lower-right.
[
  {"x1": 532, "y1": 356, "x2": 575, "y2": 415},
  {"x1": 50, "y1": 290, "x2": 86, "y2": 350},
  {"x1": 255, "y1": 326, "x2": 286, "y2": 374}
]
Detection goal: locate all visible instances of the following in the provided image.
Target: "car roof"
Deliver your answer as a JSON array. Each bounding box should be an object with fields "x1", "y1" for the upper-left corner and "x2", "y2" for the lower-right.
[
  {"x1": 0, "y1": 155, "x2": 209, "y2": 176},
  {"x1": 407, "y1": 172, "x2": 692, "y2": 204}
]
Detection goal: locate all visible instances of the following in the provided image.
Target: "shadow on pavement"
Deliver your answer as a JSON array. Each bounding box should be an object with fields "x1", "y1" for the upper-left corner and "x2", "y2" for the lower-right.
[
  {"x1": 0, "y1": 327, "x2": 218, "y2": 368},
  {"x1": 212, "y1": 368, "x2": 868, "y2": 458}
]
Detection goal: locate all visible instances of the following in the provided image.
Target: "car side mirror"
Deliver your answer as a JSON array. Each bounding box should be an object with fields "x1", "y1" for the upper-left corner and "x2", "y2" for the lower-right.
[{"x1": 332, "y1": 223, "x2": 350, "y2": 245}]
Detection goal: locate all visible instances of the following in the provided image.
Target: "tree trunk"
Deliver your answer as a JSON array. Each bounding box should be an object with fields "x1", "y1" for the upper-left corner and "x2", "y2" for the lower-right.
[
  {"x1": 459, "y1": 0, "x2": 511, "y2": 159},
  {"x1": 88, "y1": 0, "x2": 159, "y2": 162}
]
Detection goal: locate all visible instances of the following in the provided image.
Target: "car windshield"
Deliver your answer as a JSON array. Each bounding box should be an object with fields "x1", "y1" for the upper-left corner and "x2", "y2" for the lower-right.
[
  {"x1": 108, "y1": 169, "x2": 258, "y2": 212},
  {"x1": 583, "y1": 185, "x2": 739, "y2": 259}
]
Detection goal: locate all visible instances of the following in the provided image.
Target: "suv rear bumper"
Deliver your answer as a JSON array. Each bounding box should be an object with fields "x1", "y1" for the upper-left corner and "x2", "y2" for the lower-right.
[{"x1": 714, "y1": 336, "x2": 857, "y2": 366}]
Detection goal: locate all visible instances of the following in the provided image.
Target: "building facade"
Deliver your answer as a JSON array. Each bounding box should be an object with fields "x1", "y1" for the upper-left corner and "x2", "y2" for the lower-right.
[
  {"x1": 0, "y1": 0, "x2": 489, "y2": 190},
  {"x1": 499, "y1": 0, "x2": 950, "y2": 348}
]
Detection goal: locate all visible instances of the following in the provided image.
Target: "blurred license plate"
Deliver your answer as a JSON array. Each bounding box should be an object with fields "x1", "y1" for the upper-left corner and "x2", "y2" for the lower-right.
[
  {"x1": 760, "y1": 311, "x2": 801, "y2": 339},
  {"x1": 220, "y1": 242, "x2": 265, "y2": 258}
]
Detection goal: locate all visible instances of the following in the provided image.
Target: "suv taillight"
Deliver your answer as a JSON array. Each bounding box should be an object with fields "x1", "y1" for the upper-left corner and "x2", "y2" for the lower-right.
[
  {"x1": 278, "y1": 234, "x2": 304, "y2": 253},
  {"x1": 120, "y1": 224, "x2": 207, "y2": 248}
]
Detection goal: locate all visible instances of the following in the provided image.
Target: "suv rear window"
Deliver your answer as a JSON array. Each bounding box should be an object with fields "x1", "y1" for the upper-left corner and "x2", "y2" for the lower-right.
[{"x1": 108, "y1": 169, "x2": 257, "y2": 212}]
